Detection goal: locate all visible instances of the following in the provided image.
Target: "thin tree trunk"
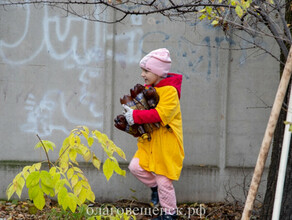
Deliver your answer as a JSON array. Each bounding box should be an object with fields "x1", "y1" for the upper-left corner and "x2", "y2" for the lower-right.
[
  {"x1": 280, "y1": 2, "x2": 292, "y2": 217},
  {"x1": 260, "y1": 1, "x2": 292, "y2": 218},
  {"x1": 260, "y1": 107, "x2": 285, "y2": 219},
  {"x1": 241, "y1": 46, "x2": 292, "y2": 219},
  {"x1": 260, "y1": 39, "x2": 288, "y2": 220},
  {"x1": 261, "y1": 86, "x2": 292, "y2": 220}
]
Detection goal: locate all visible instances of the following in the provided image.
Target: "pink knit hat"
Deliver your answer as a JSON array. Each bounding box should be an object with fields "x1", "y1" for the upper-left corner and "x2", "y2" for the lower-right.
[{"x1": 139, "y1": 48, "x2": 171, "y2": 78}]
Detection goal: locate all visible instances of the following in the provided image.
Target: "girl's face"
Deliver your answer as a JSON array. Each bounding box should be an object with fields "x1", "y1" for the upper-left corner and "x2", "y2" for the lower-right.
[{"x1": 141, "y1": 69, "x2": 162, "y2": 86}]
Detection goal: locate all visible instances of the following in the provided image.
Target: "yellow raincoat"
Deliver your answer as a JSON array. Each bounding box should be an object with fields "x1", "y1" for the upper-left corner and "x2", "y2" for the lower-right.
[{"x1": 134, "y1": 81, "x2": 184, "y2": 180}]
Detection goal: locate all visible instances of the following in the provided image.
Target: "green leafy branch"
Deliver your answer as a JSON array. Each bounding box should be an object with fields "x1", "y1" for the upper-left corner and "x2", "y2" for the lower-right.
[{"x1": 6, "y1": 126, "x2": 126, "y2": 213}]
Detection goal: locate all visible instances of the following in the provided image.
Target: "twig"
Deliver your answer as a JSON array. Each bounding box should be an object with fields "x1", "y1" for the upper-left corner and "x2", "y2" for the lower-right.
[
  {"x1": 55, "y1": 144, "x2": 71, "y2": 165},
  {"x1": 205, "y1": 202, "x2": 233, "y2": 218},
  {"x1": 36, "y1": 134, "x2": 52, "y2": 169}
]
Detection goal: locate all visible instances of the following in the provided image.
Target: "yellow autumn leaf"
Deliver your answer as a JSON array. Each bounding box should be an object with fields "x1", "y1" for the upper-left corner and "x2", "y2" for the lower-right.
[
  {"x1": 67, "y1": 193, "x2": 78, "y2": 212},
  {"x1": 72, "y1": 166, "x2": 83, "y2": 174},
  {"x1": 231, "y1": 0, "x2": 237, "y2": 6},
  {"x1": 73, "y1": 181, "x2": 82, "y2": 195},
  {"x1": 199, "y1": 14, "x2": 207, "y2": 21},
  {"x1": 81, "y1": 130, "x2": 88, "y2": 140},
  {"x1": 69, "y1": 133, "x2": 75, "y2": 146},
  {"x1": 235, "y1": 5, "x2": 243, "y2": 18},
  {"x1": 71, "y1": 175, "x2": 79, "y2": 188},
  {"x1": 78, "y1": 187, "x2": 87, "y2": 204},
  {"x1": 33, "y1": 163, "x2": 42, "y2": 171},
  {"x1": 22, "y1": 166, "x2": 31, "y2": 174},
  {"x1": 111, "y1": 158, "x2": 126, "y2": 177},
  {"x1": 82, "y1": 126, "x2": 89, "y2": 134},
  {"x1": 92, "y1": 155, "x2": 101, "y2": 170},
  {"x1": 49, "y1": 167, "x2": 56, "y2": 175},
  {"x1": 211, "y1": 20, "x2": 219, "y2": 26},
  {"x1": 206, "y1": 6, "x2": 212, "y2": 14},
  {"x1": 67, "y1": 168, "x2": 74, "y2": 180},
  {"x1": 103, "y1": 158, "x2": 115, "y2": 181},
  {"x1": 34, "y1": 193, "x2": 45, "y2": 210},
  {"x1": 23, "y1": 171, "x2": 29, "y2": 179},
  {"x1": 92, "y1": 130, "x2": 108, "y2": 146},
  {"x1": 83, "y1": 150, "x2": 91, "y2": 162},
  {"x1": 69, "y1": 149, "x2": 78, "y2": 164},
  {"x1": 87, "y1": 190, "x2": 95, "y2": 203},
  {"x1": 60, "y1": 161, "x2": 69, "y2": 173},
  {"x1": 6, "y1": 183, "x2": 15, "y2": 200},
  {"x1": 115, "y1": 146, "x2": 126, "y2": 160},
  {"x1": 87, "y1": 137, "x2": 94, "y2": 147}
]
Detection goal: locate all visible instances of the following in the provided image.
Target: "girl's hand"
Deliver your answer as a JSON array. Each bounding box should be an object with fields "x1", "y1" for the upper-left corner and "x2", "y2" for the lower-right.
[{"x1": 122, "y1": 104, "x2": 134, "y2": 126}]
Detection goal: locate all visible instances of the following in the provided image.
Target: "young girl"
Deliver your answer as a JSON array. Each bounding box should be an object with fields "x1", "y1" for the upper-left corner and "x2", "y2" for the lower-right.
[{"x1": 123, "y1": 48, "x2": 184, "y2": 220}]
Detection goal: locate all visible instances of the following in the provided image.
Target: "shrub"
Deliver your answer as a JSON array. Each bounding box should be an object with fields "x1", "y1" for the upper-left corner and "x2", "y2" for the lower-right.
[{"x1": 6, "y1": 126, "x2": 126, "y2": 213}]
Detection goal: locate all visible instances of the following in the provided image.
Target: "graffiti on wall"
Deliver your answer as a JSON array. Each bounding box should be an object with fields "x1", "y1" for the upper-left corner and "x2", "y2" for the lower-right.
[
  {"x1": 1, "y1": 6, "x2": 109, "y2": 136},
  {"x1": 0, "y1": 4, "x2": 268, "y2": 136}
]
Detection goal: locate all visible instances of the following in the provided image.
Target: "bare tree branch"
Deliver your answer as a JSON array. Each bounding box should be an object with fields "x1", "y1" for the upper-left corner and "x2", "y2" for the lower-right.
[
  {"x1": 0, "y1": 0, "x2": 291, "y2": 62},
  {"x1": 255, "y1": 6, "x2": 289, "y2": 58},
  {"x1": 275, "y1": 0, "x2": 292, "y2": 42}
]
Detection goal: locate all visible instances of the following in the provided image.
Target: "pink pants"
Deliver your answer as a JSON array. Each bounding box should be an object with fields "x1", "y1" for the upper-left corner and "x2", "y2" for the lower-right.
[{"x1": 128, "y1": 158, "x2": 177, "y2": 215}]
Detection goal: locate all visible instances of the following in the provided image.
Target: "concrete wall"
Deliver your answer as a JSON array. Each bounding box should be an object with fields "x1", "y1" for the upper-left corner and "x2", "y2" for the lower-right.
[{"x1": 0, "y1": 4, "x2": 279, "y2": 203}]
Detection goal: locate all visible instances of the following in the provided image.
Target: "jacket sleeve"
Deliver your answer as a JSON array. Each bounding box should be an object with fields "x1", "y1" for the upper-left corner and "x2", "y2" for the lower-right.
[{"x1": 133, "y1": 109, "x2": 162, "y2": 124}]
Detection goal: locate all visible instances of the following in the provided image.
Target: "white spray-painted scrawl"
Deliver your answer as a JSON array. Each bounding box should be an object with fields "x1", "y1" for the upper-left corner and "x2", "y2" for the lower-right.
[
  {"x1": 0, "y1": 5, "x2": 108, "y2": 136},
  {"x1": 0, "y1": 3, "x2": 272, "y2": 138},
  {"x1": 0, "y1": 4, "x2": 147, "y2": 137}
]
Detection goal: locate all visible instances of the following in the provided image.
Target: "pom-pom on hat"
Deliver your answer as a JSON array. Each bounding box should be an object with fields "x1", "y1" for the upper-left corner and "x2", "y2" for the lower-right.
[{"x1": 139, "y1": 48, "x2": 171, "y2": 78}]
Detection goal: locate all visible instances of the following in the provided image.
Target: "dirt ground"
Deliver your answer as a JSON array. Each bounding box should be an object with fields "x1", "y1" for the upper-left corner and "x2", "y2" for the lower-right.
[{"x1": 0, "y1": 199, "x2": 261, "y2": 219}]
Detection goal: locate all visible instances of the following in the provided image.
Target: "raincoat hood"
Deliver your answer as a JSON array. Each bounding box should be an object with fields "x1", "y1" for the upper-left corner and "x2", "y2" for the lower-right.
[{"x1": 155, "y1": 73, "x2": 183, "y2": 99}]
